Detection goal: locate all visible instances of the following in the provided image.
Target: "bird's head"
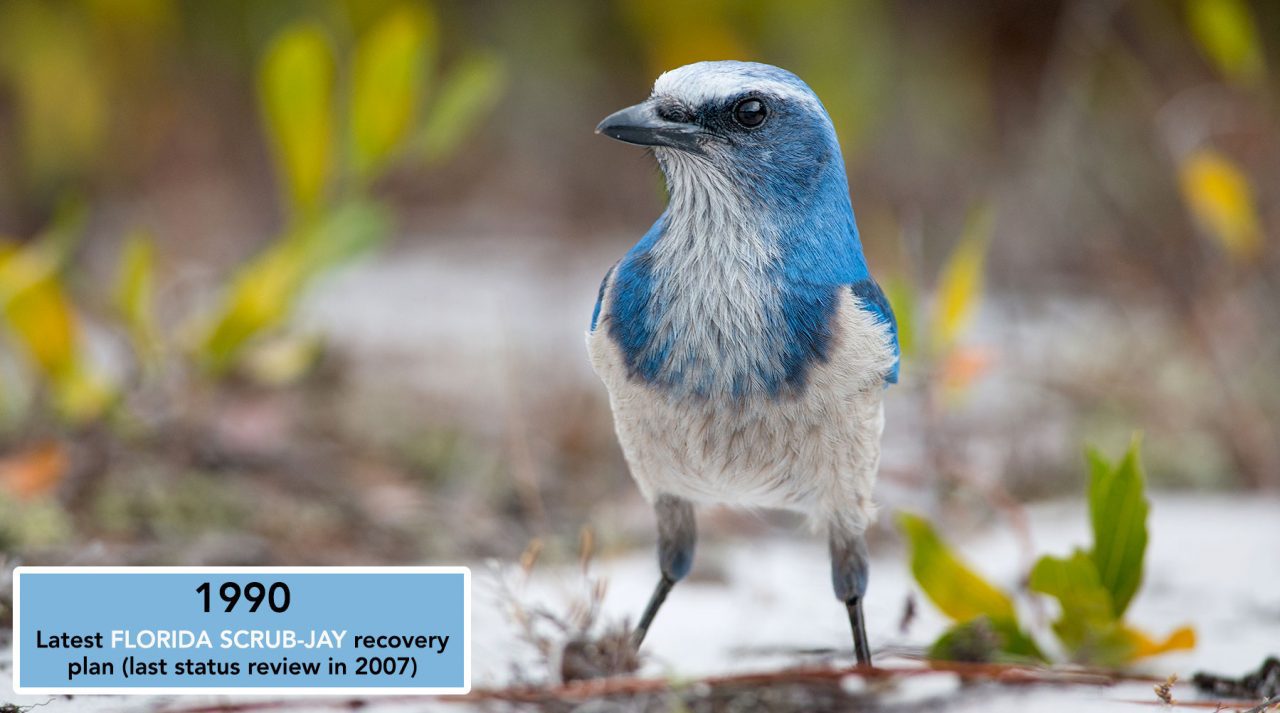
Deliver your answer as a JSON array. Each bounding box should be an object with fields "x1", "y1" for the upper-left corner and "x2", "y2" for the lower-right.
[{"x1": 596, "y1": 61, "x2": 847, "y2": 211}]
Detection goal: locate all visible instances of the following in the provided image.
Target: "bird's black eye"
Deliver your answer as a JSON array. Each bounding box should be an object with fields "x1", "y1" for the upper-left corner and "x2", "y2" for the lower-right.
[{"x1": 733, "y1": 97, "x2": 767, "y2": 128}]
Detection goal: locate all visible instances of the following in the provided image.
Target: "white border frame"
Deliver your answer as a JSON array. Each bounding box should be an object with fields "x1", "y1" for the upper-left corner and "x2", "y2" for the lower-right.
[{"x1": 12, "y1": 566, "x2": 472, "y2": 696}]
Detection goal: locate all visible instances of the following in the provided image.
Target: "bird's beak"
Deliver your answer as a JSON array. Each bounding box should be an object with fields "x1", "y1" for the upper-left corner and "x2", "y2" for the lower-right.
[{"x1": 595, "y1": 100, "x2": 702, "y2": 152}]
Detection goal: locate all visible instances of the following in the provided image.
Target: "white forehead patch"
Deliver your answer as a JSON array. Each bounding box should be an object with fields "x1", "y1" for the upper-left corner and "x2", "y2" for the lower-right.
[{"x1": 653, "y1": 61, "x2": 824, "y2": 113}]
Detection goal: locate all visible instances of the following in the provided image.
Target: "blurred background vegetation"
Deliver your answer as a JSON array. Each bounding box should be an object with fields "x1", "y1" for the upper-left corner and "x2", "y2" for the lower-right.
[{"x1": 0, "y1": 0, "x2": 1276, "y2": 590}]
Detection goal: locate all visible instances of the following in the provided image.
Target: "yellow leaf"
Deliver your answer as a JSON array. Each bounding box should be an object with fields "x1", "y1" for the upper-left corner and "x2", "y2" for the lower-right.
[
  {"x1": 259, "y1": 23, "x2": 335, "y2": 215},
  {"x1": 243, "y1": 334, "x2": 323, "y2": 386},
  {"x1": 1186, "y1": 0, "x2": 1266, "y2": 86},
  {"x1": 52, "y1": 360, "x2": 116, "y2": 424},
  {"x1": 0, "y1": 245, "x2": 114, "y2": 423},
  {"x1": 193, "y1": 240, "x2": 309, "y2": 374},
  {"x1": 349, "y1": 3, "x2": 434, "y2": 179},
  {"x1": 1179, "y1": 149, "x2": 1264, "y2": 261},
  {"x1": 932, "y1": 205, "x2": 992, "y2": 351},
  {"x1": 190, "y1": 201, "x2": 390, "y2": 374},
  {"x1": 113, "y1": 231, "x2": 159, "y2": 358},
  {"x1": 1126, "y1": 624, "x2": 1197, "y2": 659},
  {"x1": 0, "y1": 249, "x2": 78, "y2": 377},
  {"x1": 898, "y1": 512, "x2": 1017, "y2": 623}
]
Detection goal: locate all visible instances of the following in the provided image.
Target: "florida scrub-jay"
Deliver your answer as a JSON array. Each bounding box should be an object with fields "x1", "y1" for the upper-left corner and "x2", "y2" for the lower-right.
[{"x1": 588, "y1": 61, "x2": 899, "y2": 665}]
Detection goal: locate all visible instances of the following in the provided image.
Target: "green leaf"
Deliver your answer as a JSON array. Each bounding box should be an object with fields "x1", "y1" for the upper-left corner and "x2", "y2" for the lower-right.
[
  {"x1": 417, "y1": 51, "x2": 506, "y2": 163},
  {"x1": 259, "y1": 23, "x2": 335, "y2": 215},
  {"x1": 1088, "y1": 436, "x2": 1149, "y2": 617},
  {"x1": 929, "y1": 616, "x2": 1046, "y2": 663},
  {"x1": 349, "y1": 3, "x2": 435, "y2": 179},
  {"x1": 1186, "y1": 0, "x2": 1266, "y2": 87},
  {"x1": 897, "y1": 512, "x2": 1015, "y2": 622},
  {"x1": 298, "y1": 199, "x2": 393, "y2": 272},
  {"x1": 1029, "y1": 551, "x2": 1117, "y2": 656}
]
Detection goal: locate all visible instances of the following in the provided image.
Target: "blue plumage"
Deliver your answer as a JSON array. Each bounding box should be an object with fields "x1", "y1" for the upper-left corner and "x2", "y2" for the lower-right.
[{"x1": 590, "y1": 61, "x2": 898, "y2": 396}]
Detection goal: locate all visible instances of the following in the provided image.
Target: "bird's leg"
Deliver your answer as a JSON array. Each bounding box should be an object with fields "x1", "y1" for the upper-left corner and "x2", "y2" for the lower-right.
[
  {"x1": 632, "y1": 494, "x2": 696, "y2": 648},
  {"x1": 829, "y1": 524, "x2": 872, "y2": 666}
]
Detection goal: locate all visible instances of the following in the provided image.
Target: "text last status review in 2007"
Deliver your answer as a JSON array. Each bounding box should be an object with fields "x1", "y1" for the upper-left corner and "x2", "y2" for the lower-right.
[{"x1": 13, "y1": 567, "x2": 470, "y2": 694}]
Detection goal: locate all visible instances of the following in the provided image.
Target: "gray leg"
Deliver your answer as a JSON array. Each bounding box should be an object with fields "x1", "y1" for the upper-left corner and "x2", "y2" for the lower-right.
[
  {"x1": 632, "y1": 495, "x2": 696, "y2": 648},
  {"x1": 829, "y1": 526, "x2": 873, "y2": 665}
]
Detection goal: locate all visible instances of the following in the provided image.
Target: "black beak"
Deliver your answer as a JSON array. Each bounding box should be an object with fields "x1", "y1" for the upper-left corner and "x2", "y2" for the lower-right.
[{"x1": 595, "y1": 100, "x2": 703, "y2": 152}]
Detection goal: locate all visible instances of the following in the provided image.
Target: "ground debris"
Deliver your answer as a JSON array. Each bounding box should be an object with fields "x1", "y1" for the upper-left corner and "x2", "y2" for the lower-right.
[
  {"x1": 559, "y1": 625, "x2": 641, "y2": 683},
  {"x1": 1154, "y1": 673, "x2": 1177, "y2": 704},
  {"x1": 475, "y1": 673, "x2": 870, "y2": 713},
  {"x1": 1194, "y1": 657, "x2": 1280, "y2": 701},
  {"x1": 468, "y1": 658, "x2": 1167, "y2": 712}
]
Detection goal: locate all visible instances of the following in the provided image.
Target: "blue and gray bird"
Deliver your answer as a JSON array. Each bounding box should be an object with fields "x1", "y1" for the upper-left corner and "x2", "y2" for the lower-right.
[{"x1": 588, "y1": 61, "x2": 898, "y2": 665}]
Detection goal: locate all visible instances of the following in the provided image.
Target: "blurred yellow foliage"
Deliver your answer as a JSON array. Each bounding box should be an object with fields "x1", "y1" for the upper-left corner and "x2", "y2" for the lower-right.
[
  {"x1": 0, "y1": 2, "x2": 108, "y2": 188},
  {"x1": 0, "y1": 242, "x2": 77, "y2": 378},
  {"x1": 1186, "y1": 0, "x2": 1266, "y2": 86},
  {"x1": 113, "y1": 232, "x2": 160, "y2": 361},
  {"x1": 619, "y1": 0, "x2": 751, "y2": 76},
  {"x1": 898, "y1": 512, "x2": 1016, "y2": 623},
  {"x1": 193, "y1": 238, "x2": 310, "y2": 374},
  {"x1": 350, "y1": 3, "x2": 436, "y2": 179},
  {"x1": 244, "y1": 335, "x2": 324, "y2": 387},
  {"x1": 259, "y1": 23, "x2": 336, "y2": 216},
  {"x1": 1127, "y1": 624, "x2": 1197, "y2": 658},
  {"x1": 932, "y1": 206, "x2": 992, "y2": 352},
  {"x1": 1179, "y1": 149, "x2": 1264, "y2": 261},
  {"x1": 192, "y1": 201, "x2": 389, "y2": 374},
  {"x1": 0, "y1": 236, "x2": 113, "y2": 423}
]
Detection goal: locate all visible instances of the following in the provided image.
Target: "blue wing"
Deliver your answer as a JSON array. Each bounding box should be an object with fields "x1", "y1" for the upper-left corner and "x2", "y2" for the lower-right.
[{"x1": 850, "y1": 278, "x2": 899, "y2": 384}]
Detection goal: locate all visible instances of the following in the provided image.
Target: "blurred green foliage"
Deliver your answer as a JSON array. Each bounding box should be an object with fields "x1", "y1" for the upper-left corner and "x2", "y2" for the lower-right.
[
  {"x1": 901, "y1": 438, "x2": 1196, "y2": 667},
  {"x1": 1187, "y1": 0, "x2": 1267, "y2": 86},
  {"x1": 195, "y1": 7, "x2": 503, "y2": 373}
]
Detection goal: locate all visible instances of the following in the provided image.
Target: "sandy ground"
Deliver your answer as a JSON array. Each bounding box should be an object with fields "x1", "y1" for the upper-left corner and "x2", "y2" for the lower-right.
[
  {"x1": 472, "y1": 492, "x2": 1279, "y2": 705},
  {"x1": 5, "y1": 492, "x2": 1276, "y2": 711}
]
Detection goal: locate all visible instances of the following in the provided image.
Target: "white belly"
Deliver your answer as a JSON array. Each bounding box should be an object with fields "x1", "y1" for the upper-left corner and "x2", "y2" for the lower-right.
[{"x1": 588, "y1": 289, "x2": 894, "y2": 533}]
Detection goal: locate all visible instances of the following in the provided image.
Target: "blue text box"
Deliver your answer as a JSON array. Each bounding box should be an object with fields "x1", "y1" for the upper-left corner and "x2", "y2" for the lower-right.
[{"x1": 13, "y1": 567, "x2": 470, "y2": 694}]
